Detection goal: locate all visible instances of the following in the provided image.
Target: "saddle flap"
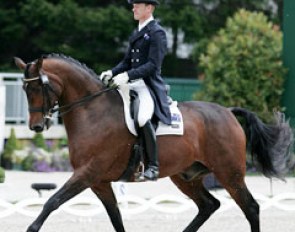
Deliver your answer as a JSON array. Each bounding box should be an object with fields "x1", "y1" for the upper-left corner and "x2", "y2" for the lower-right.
[{"x1": 117, "y1": 85, "x2": 184, "y2": 136}]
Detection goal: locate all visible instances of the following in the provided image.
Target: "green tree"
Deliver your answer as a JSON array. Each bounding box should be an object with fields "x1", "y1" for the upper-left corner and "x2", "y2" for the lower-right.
[
  {"x1": 2, "y1": 0, "x2": 133, "y2": 72},
  {"x1": 191, "y1": 0, "x2": 279, "y2": 63},
  {"x1": 157, "y1": 0, "x2": 206, "y2": 58},
  {"x1": 197, "y1": 9, "x2": 286, "y2": 121},
  {"x1": 0, "y1": 0, "x2": 283, "y2": 77},
  {"x1": 157, "y1": 0, "x2": 280, "y2": 76},
  {"x1": 0, "y1": 2, "x2": 27, "y2": 70}
]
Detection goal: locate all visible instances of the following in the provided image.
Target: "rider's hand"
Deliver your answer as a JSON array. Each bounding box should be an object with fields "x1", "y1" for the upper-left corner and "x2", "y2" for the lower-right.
[
  {"x1": 99, "y1": 70, "x2": 113, "y2": 86},
  {"x1": 111, "y1": 72, "x2": 129, "y2": 87}
]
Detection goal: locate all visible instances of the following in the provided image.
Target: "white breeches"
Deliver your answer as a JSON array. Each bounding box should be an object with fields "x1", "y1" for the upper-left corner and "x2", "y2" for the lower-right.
[{"x1": 129, "y1": 79, "x2": 154, "y2": 127}]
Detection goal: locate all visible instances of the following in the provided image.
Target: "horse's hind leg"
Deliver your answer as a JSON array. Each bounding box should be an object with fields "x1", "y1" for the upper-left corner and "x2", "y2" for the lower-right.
[
  {"x1": 221, "y1": 176, "x2": 260, "y2": 232},
  {"x1": 91, "y1": 183, "x2": 125, "y2": 232},
  {"x1": 27, "y1": 174, "x2": 87, "y2": 232},
  {"x1": 170, "y1": 175, "x2": 220, "y2": 232},
  {"x1": 233, "y1": 187, "x2": 260, "y2": 232}
]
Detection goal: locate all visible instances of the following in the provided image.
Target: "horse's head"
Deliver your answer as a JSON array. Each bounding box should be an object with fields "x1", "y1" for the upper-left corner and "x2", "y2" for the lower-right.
[{"x1": 14, "y1": 57, "x2": 62, "y2": 132}]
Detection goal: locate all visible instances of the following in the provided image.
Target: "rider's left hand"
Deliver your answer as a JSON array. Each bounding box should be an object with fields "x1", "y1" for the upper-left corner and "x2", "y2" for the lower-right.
[
  {"x1": 111, "y1": 72, "x2": 129, "y2": 87},
  {"x1": 99, "y1": 70, "x2": 113, "y2": 86}
]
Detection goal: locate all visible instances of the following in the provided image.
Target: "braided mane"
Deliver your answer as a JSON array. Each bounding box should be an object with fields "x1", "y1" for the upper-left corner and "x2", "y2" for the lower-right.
[{"x1": 42, "y1": 53, "x2": 99, "y2": 79}]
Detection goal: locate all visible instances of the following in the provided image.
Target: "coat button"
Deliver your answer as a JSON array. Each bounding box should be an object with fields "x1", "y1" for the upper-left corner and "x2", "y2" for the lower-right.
[
  {"x1": 136, "y1": 49, "x2": 139, "y2": 52},
  {"x1": 131, "y1": 49, "x2": 135, "y2": 53},
  {"x1": 136, "y1": 59, "x2": 139, "y2": 62},
  {"x1": 131, "y1": 59, "x2": 134, "y2": 62}
]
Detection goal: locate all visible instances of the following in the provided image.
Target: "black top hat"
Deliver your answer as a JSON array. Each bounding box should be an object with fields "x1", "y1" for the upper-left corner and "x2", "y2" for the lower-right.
[{"x1": 128, "y1": 0, "x2": 160, "y2": 5}]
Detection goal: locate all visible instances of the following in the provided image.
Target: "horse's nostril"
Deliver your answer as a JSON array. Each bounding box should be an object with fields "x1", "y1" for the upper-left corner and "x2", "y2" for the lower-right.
[{"x1": 31, "y1": 124, "x2": 44, "y2": 132}]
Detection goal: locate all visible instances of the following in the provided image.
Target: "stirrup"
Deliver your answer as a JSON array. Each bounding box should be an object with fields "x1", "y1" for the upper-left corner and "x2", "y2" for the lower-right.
[
  {"x1": 143, "y1": 166, "x2": 159, "y2": 181},
  {"x1": 134, "y1": 161, "x2": 145, "y2": 182}
]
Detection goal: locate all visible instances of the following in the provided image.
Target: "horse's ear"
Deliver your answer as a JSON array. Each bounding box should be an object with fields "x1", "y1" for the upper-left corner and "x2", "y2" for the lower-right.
[
  {"x1": 14, "y1": 57, "x2": 26, "y2": 70},
  {"x1": 36, "y1": 57, "x2": 43, "y2": 71}
]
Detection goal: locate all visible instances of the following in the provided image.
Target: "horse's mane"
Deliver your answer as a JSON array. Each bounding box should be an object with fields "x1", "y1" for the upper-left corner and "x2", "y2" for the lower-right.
[{"x1": 42, "y1": 53, "x2": 99, "y2": 79}]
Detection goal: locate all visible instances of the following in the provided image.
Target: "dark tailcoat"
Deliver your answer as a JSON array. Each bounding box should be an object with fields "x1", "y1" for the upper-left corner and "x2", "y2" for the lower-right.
[{"x1": 112, "y1": 20, "x2": 171, "y2": 125}]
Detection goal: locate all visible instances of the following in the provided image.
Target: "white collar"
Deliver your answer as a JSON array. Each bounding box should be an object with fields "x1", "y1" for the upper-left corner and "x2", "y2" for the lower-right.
[{"x1": 138, "y1": 15, "x2": 154, "y2": 31}]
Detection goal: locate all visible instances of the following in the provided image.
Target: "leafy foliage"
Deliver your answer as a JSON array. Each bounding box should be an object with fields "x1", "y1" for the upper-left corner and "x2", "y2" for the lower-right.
[
  {"x1": 0, "y1": 167, "x2": 5, "y2": 183},
  {"x1": 197, "y1": 9, "x2": 286, "y2": 121},
  {"x1": 32, "y1": 133, "x2": 47, "y2": 150},
  {"x1": 2, "y1": 0, "x2": 133, "y2": 72},
  {"x1": 191, "y1": 0, "x2": 277, "y2": 64},
  {"x1": 0, "y1": 0, "x2": 283, "y2": 77},
  {"x1": 3, "y1": 128, "x2": 19, "y2": 161}
]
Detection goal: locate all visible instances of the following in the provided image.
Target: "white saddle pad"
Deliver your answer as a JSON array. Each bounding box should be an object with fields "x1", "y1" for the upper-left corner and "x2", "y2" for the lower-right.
[{"x1": 117, "y1": 85, "x2": 184, "y2": 136}]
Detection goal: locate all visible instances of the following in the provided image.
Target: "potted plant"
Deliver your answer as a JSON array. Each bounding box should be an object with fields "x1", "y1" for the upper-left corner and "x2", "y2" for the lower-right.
[
  {"x1": 2, "y1": 128, "x2": 18, "y2": 169},
  {"x1": 32, "y1": 133, "x2": 47, "y2": 150}
]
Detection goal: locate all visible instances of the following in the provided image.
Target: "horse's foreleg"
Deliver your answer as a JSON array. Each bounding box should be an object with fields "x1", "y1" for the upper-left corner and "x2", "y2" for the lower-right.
[
  {"x1": 170, "y1": 175, "x2": 220, "y2": 232},
  {"x1": 91, "y1": 182, "x2": 125, "y2": 232},
  {"x1": 27, "y1": 174, "x2": 87, "y2": 232}
]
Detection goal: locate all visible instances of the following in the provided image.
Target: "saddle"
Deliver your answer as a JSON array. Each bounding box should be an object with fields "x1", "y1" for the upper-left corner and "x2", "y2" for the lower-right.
[{"x1": 117, "y1": 85, "x2": 184, "y2": 181}]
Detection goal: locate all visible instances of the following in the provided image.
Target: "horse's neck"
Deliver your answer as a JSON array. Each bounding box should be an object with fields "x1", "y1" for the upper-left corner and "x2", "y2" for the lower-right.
[
  {"x1": 58, "y1": 71, "x2": 122, "y2": 133},
  {"x1": 61, "y1": 75, "x2": 102, "y2": 103},
  {"x1": 44, "y1": 59, "x2": 102, "y2": 104}
]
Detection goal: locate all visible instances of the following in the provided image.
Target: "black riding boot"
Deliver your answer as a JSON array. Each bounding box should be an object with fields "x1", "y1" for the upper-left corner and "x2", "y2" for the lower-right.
[{"x1": 142, "y1": 120, "x2": 159, "y2": 181}]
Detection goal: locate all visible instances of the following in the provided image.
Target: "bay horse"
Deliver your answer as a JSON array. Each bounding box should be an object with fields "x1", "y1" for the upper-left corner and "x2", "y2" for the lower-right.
[{"x1": 15, "y1": 54, "x2": 293, "y2": 232}]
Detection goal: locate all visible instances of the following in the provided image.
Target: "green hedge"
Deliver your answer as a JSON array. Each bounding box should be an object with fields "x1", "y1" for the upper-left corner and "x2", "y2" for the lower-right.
[{"x1": 196, "y1": 9, "x2": 286, "y2": 121}]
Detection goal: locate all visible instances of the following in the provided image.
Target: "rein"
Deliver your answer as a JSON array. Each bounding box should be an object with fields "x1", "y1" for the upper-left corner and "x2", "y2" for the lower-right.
[
  {"x1": 23, "y1": 73, "x2": 116, "y2": 118},
  {"x1": 50, "y1": 87, "x2": 115, "y2": 117}
]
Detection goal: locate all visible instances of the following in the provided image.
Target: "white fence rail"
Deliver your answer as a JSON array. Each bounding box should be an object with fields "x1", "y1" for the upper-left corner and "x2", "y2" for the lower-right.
[
  {"x1": 0, "y1": 73, "x2": 27, "y2": 124},
  {"x1": 1, "y1": 192, "x2": 295, "y2": 218}
]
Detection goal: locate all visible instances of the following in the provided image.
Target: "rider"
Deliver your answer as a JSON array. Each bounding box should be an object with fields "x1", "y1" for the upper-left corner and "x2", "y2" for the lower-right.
[{"x1": 100, "y1": 0, "x2": 171, "y2": 181}]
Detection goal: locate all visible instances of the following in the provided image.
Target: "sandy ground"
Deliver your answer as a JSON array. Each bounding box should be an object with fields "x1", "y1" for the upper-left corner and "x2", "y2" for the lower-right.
[
  {"x1": 1, "y1": 208, "x2": 295, "y2": 232},
  {"x1": 1, "y1": 171, "x2": 295, "y2": 232}
]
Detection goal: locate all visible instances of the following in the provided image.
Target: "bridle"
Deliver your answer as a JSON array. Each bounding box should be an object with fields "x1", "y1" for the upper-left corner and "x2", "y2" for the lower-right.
[
  {"x1": 22, "y1": 70, "x2": 59, "y2": 128},
  {"x1": 22, "y1": 67, "x2": 116, "y2": 128}
]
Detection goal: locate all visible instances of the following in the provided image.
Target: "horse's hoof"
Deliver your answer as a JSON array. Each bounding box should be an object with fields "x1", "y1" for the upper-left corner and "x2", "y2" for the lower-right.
[{"x1": 27, "y1": 225, "x2": 39, "y2": 232}]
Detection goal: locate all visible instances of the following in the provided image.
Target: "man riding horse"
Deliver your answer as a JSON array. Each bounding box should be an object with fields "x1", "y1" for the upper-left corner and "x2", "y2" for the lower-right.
[{"x1": 100, "y1": 0, "x2": 171, "y2": 181}]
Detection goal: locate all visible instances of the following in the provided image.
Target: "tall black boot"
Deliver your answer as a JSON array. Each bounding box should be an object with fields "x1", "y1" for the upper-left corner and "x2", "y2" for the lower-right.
[{"x1": 142, "y1": 120, "x2": 159, "y2": 181}]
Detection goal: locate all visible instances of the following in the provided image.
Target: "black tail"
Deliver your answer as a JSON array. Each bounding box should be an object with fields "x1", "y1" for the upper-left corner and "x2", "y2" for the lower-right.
[{"x1": 230, "y1": 107, "x2": 294, "y2": 179}]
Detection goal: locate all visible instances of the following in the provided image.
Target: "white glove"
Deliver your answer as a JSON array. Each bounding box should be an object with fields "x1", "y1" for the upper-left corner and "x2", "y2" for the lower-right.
[
  {"x1": 99, "y1": 70, "x2": 113, "y2": 85},
  {"x1": 112, "y1": 72, "x2": 129, "y2": 87}
]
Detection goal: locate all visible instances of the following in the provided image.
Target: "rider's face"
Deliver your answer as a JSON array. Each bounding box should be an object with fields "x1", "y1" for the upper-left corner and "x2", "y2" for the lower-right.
[{"x1": 132, "y1": 4, "x2": 152, "y2": 23}]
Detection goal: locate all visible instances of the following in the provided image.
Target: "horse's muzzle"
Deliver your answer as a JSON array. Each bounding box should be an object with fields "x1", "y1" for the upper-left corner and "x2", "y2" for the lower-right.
[
  {"x1": 30, "y1": 115, "x2": 53, "y2": 132},
  {"x1": 30, "y1": 123, "x2": 44, "y2": 132}
]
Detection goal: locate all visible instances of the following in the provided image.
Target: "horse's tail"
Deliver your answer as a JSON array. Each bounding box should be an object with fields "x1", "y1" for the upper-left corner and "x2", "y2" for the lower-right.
[{"x1": 230, "y1": 107, "x2": 294, "y2": 179}]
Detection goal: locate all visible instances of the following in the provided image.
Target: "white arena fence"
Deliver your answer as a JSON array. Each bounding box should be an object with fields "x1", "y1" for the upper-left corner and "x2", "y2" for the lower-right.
[{"x1": 1, "y1": 192, "x2": 295, "y2": 218}]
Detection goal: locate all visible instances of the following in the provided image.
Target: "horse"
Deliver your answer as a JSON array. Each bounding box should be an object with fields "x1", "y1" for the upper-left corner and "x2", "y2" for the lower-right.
[{"x1": 14, "y1": 54, "x2": 293, "y2": 232}]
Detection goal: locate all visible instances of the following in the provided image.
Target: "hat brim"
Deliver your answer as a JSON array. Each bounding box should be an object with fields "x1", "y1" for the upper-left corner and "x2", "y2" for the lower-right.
[{"x1": 128, "y1": 0, "x2": 159, "y2": 5}]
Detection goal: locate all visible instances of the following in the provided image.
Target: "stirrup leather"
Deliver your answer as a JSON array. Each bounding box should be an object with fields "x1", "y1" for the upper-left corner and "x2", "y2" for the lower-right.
[{"x1": 134, "y1": 161, "x2": 145, "y2": 182}]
